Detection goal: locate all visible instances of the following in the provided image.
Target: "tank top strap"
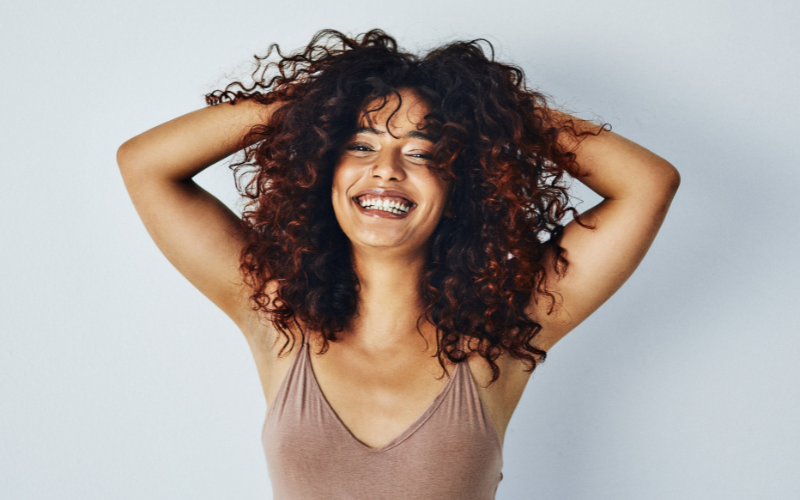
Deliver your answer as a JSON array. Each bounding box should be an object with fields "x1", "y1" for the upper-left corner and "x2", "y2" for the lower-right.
[
  {"x1": 264, "y1": 325, "x2": 310, "y2": 420},
  {"x1": 456, "y1": 334, "x2": 474, "y2": 361},
  {"x1": 457, "y1": 334, "x2": 467, "y2": 353}
]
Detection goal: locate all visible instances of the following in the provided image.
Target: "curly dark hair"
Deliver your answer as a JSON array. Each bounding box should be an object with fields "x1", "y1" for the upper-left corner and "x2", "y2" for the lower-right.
[{"x1": 205, "y1": 28, "x2": 601, "y2": 385}]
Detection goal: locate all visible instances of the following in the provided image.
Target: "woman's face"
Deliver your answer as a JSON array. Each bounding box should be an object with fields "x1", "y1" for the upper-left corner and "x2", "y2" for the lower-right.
[{"x1": 332, "y1": 88, "x2": 451, "y2": 256}]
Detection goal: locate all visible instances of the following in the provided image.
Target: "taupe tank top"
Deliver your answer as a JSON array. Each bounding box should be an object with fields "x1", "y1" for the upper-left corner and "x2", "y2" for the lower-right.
[{"x1": 262, "y1": 334, "x2": 504, "y2": 499}]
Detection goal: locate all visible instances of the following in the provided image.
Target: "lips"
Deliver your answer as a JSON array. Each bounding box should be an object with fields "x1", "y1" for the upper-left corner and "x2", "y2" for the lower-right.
[
  {"x1": 352, "y1": 188, "x2": 416, "y2": 206},
  {"x1": 351, "y1": 188, "x2": 417, "y2": 219}
]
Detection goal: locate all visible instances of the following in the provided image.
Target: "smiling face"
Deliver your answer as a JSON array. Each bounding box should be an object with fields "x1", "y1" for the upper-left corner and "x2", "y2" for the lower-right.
[{"x1": 332, "y1": 88, "x2": 451, "y2": 257}]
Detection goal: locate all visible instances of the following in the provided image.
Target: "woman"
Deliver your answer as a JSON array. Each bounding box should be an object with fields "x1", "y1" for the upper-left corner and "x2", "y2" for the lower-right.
[{"x1": 117, "y1": 29, "x2": 680, "y2": 499}]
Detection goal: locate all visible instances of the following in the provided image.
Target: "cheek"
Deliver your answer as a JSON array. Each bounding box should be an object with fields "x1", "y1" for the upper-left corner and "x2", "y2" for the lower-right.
[
  {"x1": 331, "y1": 186, "x2": 345, "y2": 220},
  {"x1": 331, "y1": 167, "x2": 352, "y2": 220},
  {"x1": 425, "y1": 176, "x2": 451, "y2": 209},
  {"x1": 331, "y1": 165, "x2": 346, "y2": 203}
]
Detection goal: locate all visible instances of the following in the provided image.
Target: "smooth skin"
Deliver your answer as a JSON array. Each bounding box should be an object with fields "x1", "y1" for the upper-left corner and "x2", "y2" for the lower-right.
[{"x1": 117, "y1": 89, "x2": 679, "y2": 449}]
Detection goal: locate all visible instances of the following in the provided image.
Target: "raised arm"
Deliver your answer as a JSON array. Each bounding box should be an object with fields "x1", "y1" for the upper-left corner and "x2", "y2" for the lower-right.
[
  {"x1": 116, "y1": 99, "x2": 274, "y2": 331},
  {"x1": 527, "y1": 111, "x2": 681, "y2": 352}
]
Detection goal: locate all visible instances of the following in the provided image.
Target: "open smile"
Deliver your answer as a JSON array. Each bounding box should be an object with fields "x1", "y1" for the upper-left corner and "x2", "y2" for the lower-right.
[
  {"x1": 351, "y1": 188, "x2": 417, "y2": 220},
  {"x1": 352, "y1": 196, "x2": 417, "y2": 219}
]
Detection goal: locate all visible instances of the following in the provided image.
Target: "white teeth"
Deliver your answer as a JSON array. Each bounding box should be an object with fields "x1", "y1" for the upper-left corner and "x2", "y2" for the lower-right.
[{"x1": 356, "y1": 196, "x2": 412, "y2": 214}]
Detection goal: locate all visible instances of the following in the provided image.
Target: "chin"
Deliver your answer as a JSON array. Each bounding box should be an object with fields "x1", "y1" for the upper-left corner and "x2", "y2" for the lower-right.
[{"x1": 354, "y1": 233, "x2": 408, "y2": 249}]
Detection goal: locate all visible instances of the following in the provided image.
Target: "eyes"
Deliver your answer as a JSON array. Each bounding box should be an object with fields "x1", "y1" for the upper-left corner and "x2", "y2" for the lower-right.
[{"x1": 344, "y1": 143, "x2": 433, "y2": 162}]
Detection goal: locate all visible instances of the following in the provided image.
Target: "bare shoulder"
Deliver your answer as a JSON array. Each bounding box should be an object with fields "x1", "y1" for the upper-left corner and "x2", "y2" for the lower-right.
[
  {"x1": 239, "y1": 280, "x2": 307, "y2": 389},
  {"x1": 465, "y1": 339, "x2": 536, "y2": 404},
  {"x1": 239, "y1": 280, "x2": 285, "y2": 354},
  {"x1": 238, "y1": 280, "x2": 308, "y2": 403},
  {"x1": 465, "y1": 336, "x2": 538, "y2": 382},
  {"x1": 463, "y1": 339, "x2": 538, "y2": 444}
]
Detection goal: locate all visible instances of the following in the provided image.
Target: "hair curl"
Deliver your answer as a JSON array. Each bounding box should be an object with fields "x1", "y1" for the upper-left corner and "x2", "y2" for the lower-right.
[{"x1": 206, "y1": 28, "x2": 602, "y2": 385}]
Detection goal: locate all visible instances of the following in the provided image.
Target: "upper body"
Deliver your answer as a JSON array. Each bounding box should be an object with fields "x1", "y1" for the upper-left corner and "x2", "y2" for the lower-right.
[{"x1": 116, "y1": 29, "x2": 680, "y2": 471}]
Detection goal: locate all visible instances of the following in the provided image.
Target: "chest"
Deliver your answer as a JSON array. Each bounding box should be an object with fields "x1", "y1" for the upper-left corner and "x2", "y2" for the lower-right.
[{"x1": 253, "y1": 331, "x2": 534, "y2": 450}]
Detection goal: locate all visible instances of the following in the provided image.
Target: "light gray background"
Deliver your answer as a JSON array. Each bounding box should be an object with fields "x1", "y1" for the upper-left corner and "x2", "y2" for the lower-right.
[{"x1": 2, "y1": 0, "x2": 798, "y2": 498}]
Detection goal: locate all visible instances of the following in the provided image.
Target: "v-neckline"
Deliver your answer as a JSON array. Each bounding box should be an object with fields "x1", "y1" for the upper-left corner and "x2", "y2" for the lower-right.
[{"x1": 303, "y1": 339, "x2": 461, "y2": 453}]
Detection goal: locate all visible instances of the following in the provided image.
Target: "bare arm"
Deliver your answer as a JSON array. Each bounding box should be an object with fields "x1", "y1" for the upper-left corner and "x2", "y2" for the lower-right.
[
  {"x1": 527, "y1": 111, "x2": 681, "y2": 352},
  {"x1": 116, "y1": 99, "x2": 275, "y2": 331}
]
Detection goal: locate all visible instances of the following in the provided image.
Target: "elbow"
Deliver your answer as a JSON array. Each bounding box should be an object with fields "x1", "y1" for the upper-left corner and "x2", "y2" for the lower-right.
[
  {"x1": 636, "y1": 161, "x2": 680, "y2": 205},
  {"x1": 653, "y1": 159, "x2": 680, "y2": 195},
  {"x1": 117, "y1": 138, "x2": 148, "y2": 179},
  {"x1": 662, "y1": 162, "x2": 681, "y2": 194},
  {"x1": 116, "y1": 140, "x2": 150, "y2": 190},
  {"x1": 116, "y1": 140, "x2": 135, "y2": 172},
  {"x1": 654, "y1": 163, "x2": 680, "y2": 210},
  {"x1": 667, "y1": 163, "x2": 681, "y2": 194}
]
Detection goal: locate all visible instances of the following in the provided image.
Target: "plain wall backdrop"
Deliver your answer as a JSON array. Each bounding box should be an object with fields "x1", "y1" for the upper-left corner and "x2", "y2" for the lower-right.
[{"x1": 2, "y1": 0, "x2": 798, "y2": 498}]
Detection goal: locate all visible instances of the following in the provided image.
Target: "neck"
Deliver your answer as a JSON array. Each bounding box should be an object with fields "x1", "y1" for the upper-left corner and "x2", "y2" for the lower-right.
[{"x1": 344, "y1": 244, "x2": 436, "y2": 356}]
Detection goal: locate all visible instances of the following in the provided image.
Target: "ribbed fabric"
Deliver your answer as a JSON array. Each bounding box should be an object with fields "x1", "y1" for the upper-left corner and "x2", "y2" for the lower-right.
[{"x1": 262, "y1": 334, "x2": 504, "y2": 500}]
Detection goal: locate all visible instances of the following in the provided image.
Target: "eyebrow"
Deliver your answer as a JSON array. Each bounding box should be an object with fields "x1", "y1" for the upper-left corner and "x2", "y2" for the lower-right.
[{"x1": 355, "y1": 127, "x2": 435, "y2": 142}]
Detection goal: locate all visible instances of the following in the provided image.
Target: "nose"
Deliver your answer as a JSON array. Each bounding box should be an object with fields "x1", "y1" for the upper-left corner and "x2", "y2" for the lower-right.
[{"x1": 370, "y1": 151, "x2": 405, "y2": 181}]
